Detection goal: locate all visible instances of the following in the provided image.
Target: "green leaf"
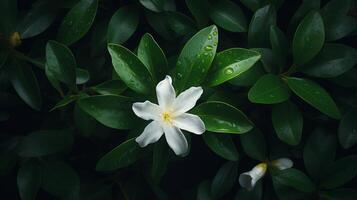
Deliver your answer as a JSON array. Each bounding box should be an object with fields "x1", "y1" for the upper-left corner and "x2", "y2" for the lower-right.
[
  {"x1": 108, "y1": 44, "x2": 154, "y2": 94},
  {"x1": 292, "y1": 11, "x2": 325, "y2": 66},
  {"x1": 57, "y1": 0, "x2": 98, "y2": 45},
  {"x1": 8, "y1": 59, "x2": 42, "y2": 111},
  {"x1": 17, "y1": 160, "x2": 42, "y2": 200},
  {"x1": 192, "y1": 101, "x2": 253, "y2": 134},
  {"x1": 321, "y1": 155, "x2": 357, "y2": 189},
  {"x1": 228, "y1": 62, "x2": 265, "y2": 87},
  {"x1": 272, "y1": 101, "x2": 303, "y2": 145},
  {"x1": 73, "y1": 103, "x2": 98, "y2": 137},
  {"x1": 209, "y1": 0, "x2": 247, "y2": 32},
  {"x1": 50, "y1": 95, "x2": 82, "y2": 111},
  {"x1": 91, "y1": 80, "x2": 127, "y2": 95},
  {"x1": 173, "y1": 25, "x2": 218, "y2": 92},
  {"x1": 197, "y1": 180, "x2": 213, "y2": 200},
  {"x1": 151, "y1": 139, "x2": 169, "y2": 183},
  {"x1": 139, "y1": 0, "x2": 175, "y2": 12},
  {"x1": 96, "y1": 138, "x2": 141, "y2": 171},
  {"x1": 17, "y1": 2, "x2": 58, "y2": 39},
  {"x1": 272, "y1": 168, "x2": 315, "y2": 193},
  {"x1": 211, "y1": 162, "x2": 238, "y2": 198},
  {"x1": 323, "y1": 15, "x2": 357, "y2": 41},
  {"x1": 146, "y1": 11, "x2": 175, "y2": 40},
  {"x1": 46, "y1": 40, "x2": 76, "y2": 88},
  {"x1": 285, "y1": 77, "x2": 341, "y2": 119},
  {"x1": 239, "y1": 0, "x2": 263, "y2": 11},
  {"x1": 206, "y1": 48, "x2": 261, "y2": 86},
  {"x1": 288, "y1": 0, "x2": 320, "y2": 34},
  {"x1": 77, "y1": 95, "x2": 136, "y2": 129},
  {"x1": 165, "y1": 12, "x2": 197, "y2": 36},
  {"x1": 202, "y1": 132, "x2": 239, "y2": 161},
  {"x1": 248, "y1": 5, "x2": 276, "y2": 47},
  {"x1": 270, "y1": 25, "x2": 289, "y2": 70},
  {"x1": 329, "y1": 68, "x2": 357, "y2": 88},
  {"x1": 248, "y1": 74, "x2": 291, "y2": 104},
  {"x1": 42, "y1": 161, "x2": 80, "y2": 199},
  {"x1": 138, "y1": 33, "x2": 168, "y2": 82},
  {"x1": 303, "y1": 44, "x2": 357, "y2": 78},
  {"x1": 107, "y1": 6, "x2": 139, "y2": 44},
  {"x1": 240, "y1": 128, "x2": 266, "y2": 161},
  {"x1": 339, "y1": 109, "x2": 357, "y2": 149},
  {"x1": 185, "y1": 0, "x2": 209, "y2": 27},
  {"x1": 303, "y1": 127, "x2": 336, "y2": 181},
  {"x1": 17, "y1": 130, "x2": 74, "y2": 157},
  {"x1": 319, "y1": 188, "x2": 357, "y2": 200},
  {"x1": 76, "y1": 68, "x2": 90, "y2": 84}
]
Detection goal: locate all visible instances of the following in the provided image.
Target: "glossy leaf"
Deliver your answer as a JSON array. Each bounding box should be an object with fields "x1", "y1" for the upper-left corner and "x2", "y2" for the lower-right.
[
  {"x1": 339, "y1": 109, "x2": 357, "y2": 149},
  {"x1": 209, "y1": 0, "x2": 247, "y2": 32},
  {"x1": 286, "y1": 77, "x2": 341, "y2": 119},
  {"x1": 272, "y1": 101, "x2": 303, "y2": 145},
  {"x1": 108, "y1": 44, "x2": 154, "y2": 94},
  {"x1": 197, "y1": 180, "x2": 213, "y2": 200},
  {"x1": 272, "y1": 168, "x2": 315, "y2": 193},
  {"x1": 107, "y1": 6, "x2": 139, "y2": 44},
  {"x1": 91, "y1": 80, "x2": 127, "y2": 95},
  {"x1": 185, "y1": 0, "x2": 209, "y2": 27},
  {"x1": 240, "y1": 128, "x2": 266, "y2": 161},
  {"x1": 192, "y1": 101, "x2": 253, "y2": 134},
  {"x1": 139, "y1": 0, "x2": 175, "y2": 12},
  {"x1": 17, "y1": 160, "x2": 42, "y2": 200},
  {"x1": 269, "y1": 25, "x2": 289, "y2": 70},
  {"x1": 248, "y1": 74, "x2": 290, "y2": 104},
  {"x1": 303, "y1": 44, "x2": 357, "y2": 78},
  {"x1": 151, "y1": 139, "x2": 169, "y2": 183},
  {"x1": 240, "y1": 0, "x2": 263, "y2": 11},
  {"x1": 173, "y1": 25, "x2": 218, "y2": 92},
  {"x1": 211, "y1": 162, "x2": 238, "y2": 198},
  {"x1": 228, "y1": 62, "x2": 265, "y2": 87},
  {"x1": 206, "y1": 48, "x2": 261, "y2": 86},
  {"x1": 96, "y1": 138, "x2": 141, "y2": 171},
  {"x1": 202, "y1": 132, "x2": 239, "y2": 161},
  {"x1": 46, "y1": 40, "x2": 76, "y2": 87},
  {"x1": 50, "y1": 95, "x2": 82, "y2": 111},
  {"x1": 76, "y1": 68, "x2": 90, "y2": 84},
  {"x1": 292, "y1": 11, "x2": 325, "y2": 66},
  {"x1": 57, "y1": 0, "x2": 98, "y2": 45},
  {"x1": 77, "y1": 95, "x2": 136, "y2": 129},
  {"x1": 165, "y1": 11, "x2": 196, "y2": 36},
  {"x1": 288, "y1": 0, "x2": 320, "y2": 33}
]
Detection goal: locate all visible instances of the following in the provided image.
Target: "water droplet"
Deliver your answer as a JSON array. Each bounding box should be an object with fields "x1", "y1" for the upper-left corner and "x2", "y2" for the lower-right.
[
  {"x1": 177, "y1": 73, "x2": 183, "y2": 79},
  {"x1": 201, "y1": 68, "x2": 205, "y2": 73},
  {"x1": 196, "y1": 54, "x2": 201, "y2": 58},
  {"x1": 201, "y1": 59, "x2": 205, "y2": 63},
  {"x1": 208, "y1": 35, "x2": 212, "y2": 40},
  {"x1": 177, "y1": 61, "x2": 182, "y2": 66},
  {"x1": 212, "y1": 30, "x2": 218, "y2": 36},
  {"x1": 224, "y1": 67, "x2": 234, "y2": 75},
  {"x1": 205, "y1": 45, "x2": 213, "y2": 51},
  {"x1": 203, "y1": 52, "x2": 208, "y2": 56},
  {"x1": 269, "y1": 94, "x2": 275, "y2": 98},
  {"x1": 213, "y1": 41, "x2": 218, "y2": 46}
]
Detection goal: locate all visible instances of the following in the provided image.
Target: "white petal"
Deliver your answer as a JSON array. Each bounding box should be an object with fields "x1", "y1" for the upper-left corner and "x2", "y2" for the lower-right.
[
  {"x1": 156, "y1": 75, "x2": 176, "y2": 108},
  {"x1": 239, "y1": 163, "x2": 267, "y2": 190},
  {"x1": 172, "y1": 113, "x2": 205, "y2": 135},
  {"x1": 172, "y1": 86, "x2": 203, "y2": 115},
  {"x1": 271, "y1": 158, "x2": 293, "y2": 170},
  {"x1": 163, "y1": 124, "x2": 188, "y2": 155},
  {"x1": 132, "y1": 101, "x2": 161, "y2": 121},
  {"x1": 135, "y1": 121, "x2": 163, "y2": 147}
]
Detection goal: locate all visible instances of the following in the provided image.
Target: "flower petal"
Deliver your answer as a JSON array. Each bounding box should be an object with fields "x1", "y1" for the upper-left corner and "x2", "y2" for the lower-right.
[
  {"x1": 135, "y1": 121, "x2": 163, "y2": 147},
  {"x1": 239, "y1": 163, "x2": 267, "y2": 190},
  {"x1": 132, "y1": 101, "x2": 161, "y2": 120},
  {"x1": 163, "y1": 124, "x2": 188, "y2": 155},
  {"x1": 172, "y1": 113, "x2": 205, "y2": 135},
  {"x1": 156, "y1": 75, "x2": 176, "y2": 108},
  {"x1": 271, "y1": 158, "x2": 293, "y2": 170},
  {"x1": 172, "y1": 86, "x2": 203, "y2": 114}
]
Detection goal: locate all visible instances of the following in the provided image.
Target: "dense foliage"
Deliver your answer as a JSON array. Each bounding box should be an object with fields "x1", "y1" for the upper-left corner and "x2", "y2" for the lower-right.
[{"x1": 1, "y1": 0, "x2": 357, "y2": 199}]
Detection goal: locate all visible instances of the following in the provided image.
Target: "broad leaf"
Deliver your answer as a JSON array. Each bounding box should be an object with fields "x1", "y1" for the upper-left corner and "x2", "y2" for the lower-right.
[
  {"x1": 240, "y1": 128, "x2": 266, "y2": 161},
  {"x1": 185, "y1": 0, "x2": 209, "y2": 27},
  {"x1": 272, "y1": 168, "x2": 315, "y2": 193},
  {"x1": 211, "y1": 162, "x2": 238, "y2": 198},
  {"x1": 17, "y1": 160, "x2": 42, "y2": 200},
  {"x1": 339, "y1": 109, "x2": 357, "y2": 149},
  {"x1": 202, "y1": 132, "x2": 239, "y2": 161}
]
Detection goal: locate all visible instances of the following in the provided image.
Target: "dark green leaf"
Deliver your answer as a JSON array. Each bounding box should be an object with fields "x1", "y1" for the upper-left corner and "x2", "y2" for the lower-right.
[
  {"x1": 228, "y1": 62, "x2": 265, "y2": 87},
  {"x1": 192, "y1": 101, "x2": 253, "y2": 134},
  {"x1": 286, "y1": 77, "x2": 341, "y2": 119},
  {"x1": 323, "y1": 15, "x2": 357, "y2": 41},
  {"x1": 272, "y1": 168, "x2": 315, "y2": 193},
  {"x1": 185, "y1": 0, "x2": 209, "y2": 27},
  {"x1": 50, "y1": 95, "x2": 81, "y2": 111},
  {"x1": 197, "y1": 180, "x2": 213, "y2": 200},
  {"x1": 202, "y1": 132, "x2": 239, "y2": 161},
  {"x1": 96, "y1": 138, "x2": 141, "y2": 171},
  {"x1": 292, "y1": 11, "x2": 325, "y2": 66},
  {"x1": 165, "y1": 11, "x2": 197, "y2": 36},
  {"x1": 76, "y1": 68, "x2": 90, "y2": 84},
  {"x1": 74, "y1": 103, "x2": 98, "y2": 137},
  {"x1": 17, "y1": 130, "x2": 74, "y2": 157},
  {"x1": 272, "y1": 101, "x2": 303, "y2": 145},
  {"x1": 270, "y1": 25, "x2": 289, "y2": 70},
  {"x1": 17, "y1": 160, "x2": 42, "y2": 200},
  {"x1": 151, "y1": 139, "x2": 169, "y2": 183},
  {"x1": 211, "y1": 162, "x2": 238, "y2": 198},
  {"x1": 107, "y1": 6, "x2": 139, "y2": 44},
  {"x1": 209, "y1": 0, "x2": 247, "y2": 32},
  {"x1": 319, "y1": 188, "x2": 357, "y2": 200},
  {"x1": 108, "y1": 44, "x2": 154, "y2": 94},
  {"x1": 91, "y1": 80, "x2": 127, "y2": 95},
  {"x1": 248, "y1": 74, "x2": 291, "y2": 104},
  {"x1": 139, "y1": 0, "x2": 175, "y2": 12},
  {"x1": 339, "y1": 109, "x2": 357, "y2": 149},
  {"x1": 239, "y1": 0, "x2": 263, "y2": 12},
  {"x1": 288, "y1": 0, "x2": 320, "y2": 33},
  {"x1": 57, "y1": 0, "x2": 98, "y2": 45},
  {"x1": 206, "y1": 48, "x2": 261, "y2": 86},
  {"x1": 240, "y1": 128, "x2": 266, "y2": 161},
  {"x1": 0, "y1": 0, "x2": 17, "y2": 36}
]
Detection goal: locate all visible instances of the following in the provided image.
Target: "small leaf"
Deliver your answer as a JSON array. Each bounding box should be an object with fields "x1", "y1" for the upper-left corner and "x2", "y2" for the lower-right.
[
  {"x1": 211, "y1": 162, "x2": 238, "y2": 198},
  {"x1": 91, "y1": 80, "x2": 127, "y2": 95},
  {"x1": 339, "y1": 109, "x2": 357, "y2": 149},
  {"x1": 192, "y1": 101, "x2": 253, "y2": 134},
  {"x1": 165, "y1": 11, "x2": 197, "y2": 36},
  {"x1": 269, "y1": 25, "x2": 289, "y2": 70},
  {"x1": 50, "y1": 95, "x2": 82, "y2": 111},
  {"x1": 209, "y1": 0, "x2": 247, "y2": 32},
  {"x1": 286, "y1": 77, "x2": 341, "y2": 119},
  {"x1": 77, "y1": 95, "x2": 137, "y2": 129},
  {"x1": 57, "y1": 0, "x2": 98, "y2": 45},
  {"x1": 229, "y1": 62, "x2": 265, "y2": 87},
  {"x1": 272, "y1": 168, "x2": 315, "y2": 193},
  {"x1": 206, "y1": 48, "x2": 261, "y2": 86},
  {"x1": 46, "y1": 40, "x2": 76, "y2": 88},
  {"x1": 202, "y1": 132, "x2": 239, "y2": 161},
  {"x1": 272, "y1": 101, "x2": 303, "y2": 145},
  {"x1": 248, "y1": 74, "x2": 290, "y2": 104},
  {"x1": 108, "y1": 44, "x2": 154, "y2": 94},
  {"x1": 17, "y1": 130, "x2": 74, "y2": 157},
  {"x1": 107, "y1": 6, "x2": 139, "y2": 44},
  {"x1": 174, "y1": 25, "x2": 218, "y2": 92},
  {"x1": 76, "y1": 68, "x2": 90, "y2": 84},
  {"x1": 17, "y1": 160, "x2": 42, "y2": 200},
  {"x1": 96, "y1": 138, "x2": 141, "y2": 171},
  {"x1": 240, "y1": 128, "x2": 266, "y2": 161},
  {"x1": 292, "y1": 11, "x2": 325, "y2": 66}
]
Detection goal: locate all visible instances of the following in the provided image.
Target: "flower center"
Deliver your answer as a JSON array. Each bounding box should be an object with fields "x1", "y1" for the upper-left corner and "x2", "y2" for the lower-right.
[{"x1": 162, "y1": 112, "x2": 172, "y2": 123}]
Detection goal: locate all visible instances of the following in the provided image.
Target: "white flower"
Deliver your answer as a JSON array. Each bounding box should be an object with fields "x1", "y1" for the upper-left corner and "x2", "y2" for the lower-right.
[
  {"x1": 239, "y1": 158, "x2": 293, "y2": 190},
  {"x1": 132, "y1": 75, "x2": 205, "y2": 155}
]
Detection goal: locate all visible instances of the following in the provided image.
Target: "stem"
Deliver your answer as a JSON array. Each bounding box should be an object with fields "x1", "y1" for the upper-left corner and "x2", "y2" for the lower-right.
[
  {"x1": 13, "y1": 51, "x2": 45, "y2": 70},
  {"x1": 281, "y1": 64, "x2": 297, "y2": 76}
]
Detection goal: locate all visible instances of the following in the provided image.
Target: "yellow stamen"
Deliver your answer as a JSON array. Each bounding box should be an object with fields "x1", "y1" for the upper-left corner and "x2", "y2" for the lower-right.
[
  {"x1": 162, "y1": 112, "x2": 172, "y2": 123},
  {"x1": 9, "y1": 32, "x2": 21, "y2": 47},
  {"x1": 256, "y1": 163, "x2": 267, "y2": 172}
]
